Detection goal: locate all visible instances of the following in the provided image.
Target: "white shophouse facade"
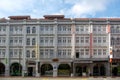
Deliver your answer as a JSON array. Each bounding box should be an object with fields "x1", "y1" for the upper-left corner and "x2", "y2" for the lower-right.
[{"x1": 0, "y1": 15, "x2": 120, "y2": 77}]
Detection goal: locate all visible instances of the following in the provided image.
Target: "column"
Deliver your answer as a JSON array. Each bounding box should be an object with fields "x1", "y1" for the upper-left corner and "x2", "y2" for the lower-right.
[
  {"x1": 22, "y1": 21, "x2": 27, "y2": 77},
  {"x1": 36, "y1": 61, "x2": 39, "y2": 77},
  {"x1": 53, "y1": 63, "x2": 58, "y2": 77},
  {"x1": 71, "y1": 19, "x2": 75, "y2": 76},
  {"x1": 90, "y1": 64, "x2": 93, "y2": 76},
  {"x1": 5, "y1": 23, "x2": 10, "y2": 76},
  {"x1": 54, "y1": 19, "x2": 58, "y2": 58},
  {"x1": 106, "y1": 62, "x2": 110, "y2": 76}
]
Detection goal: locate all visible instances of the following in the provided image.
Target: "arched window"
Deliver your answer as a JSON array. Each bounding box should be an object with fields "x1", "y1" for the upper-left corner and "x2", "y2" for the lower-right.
[
  {"x1": 32, "y1": 50, "x2": 36, "y2": 58},
  {"x1": 110, "y1": 26, "x2": 114, "y2": 33},
  {"x1": 26, "y1": 50, "x2": 30, "y2": 58},
  {"x1": 111, "y1": 37, "x2": 115, "y2": 45},
  {"x1": 116, "y1": 26, "x2": 119, "y2": 33},
  {"x1": 32, "y1": 27, "x2": 36, "y2": 33},
  {"x1": 26, "y1": 27, "x2": 30, "y2": 33},
  {"x1": 32, "y1": 38, "x2": 36, "y2": 45}
]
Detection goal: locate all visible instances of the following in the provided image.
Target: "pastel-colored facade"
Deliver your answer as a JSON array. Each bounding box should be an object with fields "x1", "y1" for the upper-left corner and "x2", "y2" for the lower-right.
[{"x1": 0, "y1": 15, "x2": 119, "y2": 77}]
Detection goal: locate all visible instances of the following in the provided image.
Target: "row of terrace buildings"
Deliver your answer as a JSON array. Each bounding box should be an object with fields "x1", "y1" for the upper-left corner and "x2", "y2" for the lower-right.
[{"x1": 0, "y1": 15, "x2": 120, "y2": 77}]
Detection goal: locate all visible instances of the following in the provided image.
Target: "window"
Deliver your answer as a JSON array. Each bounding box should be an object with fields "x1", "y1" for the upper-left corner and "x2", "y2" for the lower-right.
[
  {"x1": 14, "y1": 49, "x2": 17, "y2": 56},
  {"x1": 103, "y1": 37, "x2": 106, "y2": 43},
  {"x1": 40, "y1": 49, "x2": 44, "y2": 57},
  {"x1": 10, "y1": 38, "x2": 13, "y2": 44},
  {"x1": 45, "y1": 26, "x2": 49, "y2": 31},
  {"x1": 58, "y1": 50, "x2": 61, "y2": 57},
  {"x1": 58, "y1": 37, "x2": 61, "y2": 43},
  {"x1": 10, "y1": 27, "x2": 13, "y2": 32},
  {"x1": 81, "y1": 37, "x2": 84, "y2": 43},
  {"x1": 98, "y1": 49, "x2": 101, "y2": 55},
  {"x1": 26, "y1": 27, "x2": 30, "y2": 33},
  {"x1": 45, "y1": 49, "x2": 48, "y2": 56},
  {"x1": 3, "y1": 27, "x2": 6, "y2": 31},
  {"x1": 32, "y1": 50, "x2": 36, "y2": 58},
  {"x1": 32, "y1": 27, "x2": 36, "y2": 33},
  {"x1": 81, "y1": 49, "x2": 84, "y2": 55},
  {"x1": 40, "y1": 37, "x2": 44, "y2": 43},
  {"x1": 85, "y1": 49, "x2": 89, "y2": 55},
  {"x1": 15, "y1": 27, "x2": 18, "y2": 31},
  {"x1": 93, "y1": 37, "x2": 97, "y2": 43},
  {"x1": 2, "y1": 38, "x2": 5, "y2": 43},
  {"x1": 19, "y1": 27, "x2": 22, "y2": 31},
  {"x1": 26, "y1": 38, "x2": 30, "y2": 45},
  {"x1": 32, "y1": 38, "x2": 36, "y2": 45},
  {"x1": 45, "y1": 37, "x2": 48, "y2": 43},
  {"x1": 102, "y1": 26, "x2": 106, "y2": 31},
  {"x1": 68, "y1": 26, "x2": 71, "y2": 31},
  {"x1": 50, "y1": 37, "x2": 53, "y2": 43},
  {"x1": 50, "y1": 26, "x2": 53, "y2": 31},
  {"x1": 76, "y1": 52, "x2": 79, "y2": 58},
  {"x1": 94, "y1": 49, "x2": 97, "y2": 55},
  {"x1": 50, "y1": 50, "x2": 53, "y2": 57},
  {"x1": 19, "y1": 37, "x2": 22, "y2": 43},
  {"x1": 0, "y1": 50, "x2": 1, "y2": 56},
  {"x1": 26, "y1": 50, "x2": 30, "y2": 58},
  {"x1": 63, "y1": 27, "x2": 66, "y2": 31},
  {"x1": 98, "y1": 37, "x2": 101, "y2": 43},
  {"x1": 19, "y1": 49, "x2": 22, "y2": 57},
  {"x1": 2, "y1": 49, "x2": 5, "y2": 57},
  {"x1": 85, "y1": 37, "x2": 89, "y2": 43},
  {"x1": 103, "y1": 49, "x2": 106, "y2": 55},
  {"x1": 76, "y1": 27, "x2": 79, "y2": 31},
  {"x1": 76, "y1": 37, "x2": 79, "y2": 43},
  {"x1": 63, "y1": 50, "x2": 66, "y2": 56},
  {"x1": 14, "y1": 38, "x2": 18, "y2": 43},
  {"x1": 68, "y1": 37, "x2": 71, "y2": 43},
  {"x1": 93, "y1": 27, "x2": 96, "y2": 31},
  {"x1": 58, "y1": 26, "x2": 61, "y2": 31},
  {"x1": 40, "y1": 26, "x2": 44, "y2": 31},
  {"x1": 0, "y1": 38, "x2": 1, "y2": 43},
  {"x1": 68, "y1": 49, "x2": 71, "y2": 56},
  {"x1": 63, "y1": 37, "x2": 66, "y2": 43},
  {"x1": 80, "y1": 27, "x2": 84, "y2": 31},
  {"x1": 10, "y1": 49, "x2": 13, "y2": 57}
]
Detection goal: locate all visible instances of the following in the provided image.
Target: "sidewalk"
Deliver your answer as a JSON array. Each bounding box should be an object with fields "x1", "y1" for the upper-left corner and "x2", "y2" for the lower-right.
[{"x1": 0, "y1": 77, "x2": 120, "y2": 80}]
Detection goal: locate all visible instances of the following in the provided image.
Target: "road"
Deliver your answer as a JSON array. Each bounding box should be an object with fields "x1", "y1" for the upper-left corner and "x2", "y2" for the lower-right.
[{"x1": 0, "y1": 77, "x2": 120, "y2": 80}]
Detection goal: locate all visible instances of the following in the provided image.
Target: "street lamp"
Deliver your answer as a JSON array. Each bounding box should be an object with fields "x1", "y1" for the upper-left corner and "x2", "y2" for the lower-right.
[{"x1": 110, "y1": 47, "x2": 113, "y2": 76}]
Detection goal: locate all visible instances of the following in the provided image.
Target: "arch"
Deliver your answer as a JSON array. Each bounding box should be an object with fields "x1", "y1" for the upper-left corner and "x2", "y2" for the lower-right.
[
  {"x1": 93, "y1": 64, "x2": 106, "y2": 76},
  {"x1": 58, "y1": 64, "x2": 71, "y2": 76},
  {"x1": 112, "y1": 67, "x2": 118, "y2": 76},
  {"x1": 75, "y1": 66, "x2": 82, "y2": 76},
  {"x1": 10, "y1": 63, "x2": 22, "y2": 76},
  {"x1": 93, "y1": 65, "x2": 99, "y2": 76},
  {"x1": 32, "y1": 50, "x2": 36, "y2": 58},
  {"x1": 100, "y1": 65, "x2": 106, "y2": 76},
  {"x1": 0, "y1": 63, "x2": 5, "y2": 76},
  {"x1": 41, "y1": 64, "x2": 53, "y2": 76},
  {"x1": 32, "y1": 27, "x2": 36, "y2": 33}
]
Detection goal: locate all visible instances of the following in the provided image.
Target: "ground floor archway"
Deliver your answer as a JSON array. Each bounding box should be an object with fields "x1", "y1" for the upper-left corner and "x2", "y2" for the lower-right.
[
  {"x1": 112, "y1": 67, "x2": 118, "y2": 76},
  {"x1": 58, "y1": 64, "x2": 71, "y2": 76},
  {"x1": 10, "y1": 63, "x2": 22, "y2": 76},
  {"x1": 93, "y1": 64, "x2": 106, "y2": 76},
  {"x1": 41, "y1": 64, "x2": 53, "y2": 76},
  {"x1": 0, "y1": 63, "x2": 5, "y2": 76},
  {"x1": 75, "y1": 66, "x2": 88, "y2": 76}
]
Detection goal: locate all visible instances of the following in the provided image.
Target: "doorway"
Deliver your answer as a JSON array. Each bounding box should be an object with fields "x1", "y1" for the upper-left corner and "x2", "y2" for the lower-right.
[{"x1": 28, "y1": 67, "x2": 33, "y2": 76}]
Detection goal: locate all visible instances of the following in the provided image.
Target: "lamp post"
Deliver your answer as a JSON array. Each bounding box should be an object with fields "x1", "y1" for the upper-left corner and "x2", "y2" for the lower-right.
[{"x1": 110, "y1": 46, "x2": 113, "y2": 76}]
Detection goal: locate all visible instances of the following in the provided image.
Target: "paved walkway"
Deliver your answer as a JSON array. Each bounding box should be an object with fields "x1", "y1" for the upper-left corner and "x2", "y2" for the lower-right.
[{"x1": 0, "y1": 77, "x2": 120, "y2": 80}]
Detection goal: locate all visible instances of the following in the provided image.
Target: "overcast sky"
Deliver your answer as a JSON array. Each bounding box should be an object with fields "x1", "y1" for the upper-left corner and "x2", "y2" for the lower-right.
[{"x1": 0, "y1": 0, "x2": 120, "y2": 18}]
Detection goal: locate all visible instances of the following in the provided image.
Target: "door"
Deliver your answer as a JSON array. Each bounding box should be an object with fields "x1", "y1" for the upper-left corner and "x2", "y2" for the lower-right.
[{"x1": 28, "y1": 67, "x2": 33, "y2": 76}]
